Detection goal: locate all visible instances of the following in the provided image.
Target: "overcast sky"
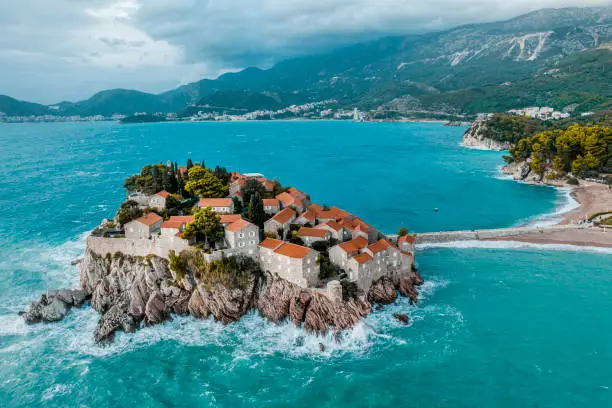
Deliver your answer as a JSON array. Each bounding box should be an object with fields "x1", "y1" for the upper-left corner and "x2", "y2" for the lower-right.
[{"x1": 0, "y1": 0, "x2": 609, "y2": 104}]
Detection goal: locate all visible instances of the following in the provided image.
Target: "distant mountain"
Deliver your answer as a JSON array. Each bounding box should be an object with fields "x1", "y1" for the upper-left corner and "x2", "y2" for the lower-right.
[
  {"x1": 0, "y1": 95, "x2": 50, "y2": 116},
  {"x1": 3, "y1": 6, "x2": 612, "y2": 118}
]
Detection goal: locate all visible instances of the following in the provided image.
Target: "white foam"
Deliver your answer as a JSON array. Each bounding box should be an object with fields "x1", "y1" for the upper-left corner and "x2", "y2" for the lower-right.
[
  {"x1": 517, "y1": 187, "x2": 580, "y2": 227},
  {"x1": 417, "y1": 239, "x2": 612, "y2": 254}
]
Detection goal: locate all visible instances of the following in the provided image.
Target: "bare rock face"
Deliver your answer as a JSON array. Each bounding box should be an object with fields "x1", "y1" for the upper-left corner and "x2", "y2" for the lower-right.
[
  {"x1": 368, "y1": 276, "x2": 398, "y2": 305},
  {"x1": 24, "y1": 247, "x2": 423, "y2": 342},
  {"x1": 257, "y1": 275, "x2": 300, "y2": 323},
  {"x1": 462, "y1": 122, "x2": 512, "y2": 151},
  {"x1": 19, "y1": 289, "x2": 88, "y2": 324},
  {"x1": 393, "y1": 313, "x2": 410, "y2": 325}
]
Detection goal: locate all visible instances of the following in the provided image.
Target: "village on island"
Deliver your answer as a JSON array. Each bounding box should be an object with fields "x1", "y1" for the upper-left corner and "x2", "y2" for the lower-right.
[{"x1": 90, "y1": 160, "x2": 417, "y2": 297}]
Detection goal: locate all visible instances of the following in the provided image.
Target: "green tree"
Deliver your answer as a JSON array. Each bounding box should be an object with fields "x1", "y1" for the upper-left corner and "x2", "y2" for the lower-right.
[
  {"x1": 398, "y1": 227, "x2": 408, "y2": 237},
  {"x1": 116, "y1": 200, "x2": 143, "y2": 226},
  {"x1": 552, "y1": 156, "x2": 566, "y2": 175},
  {"x1": 182, "y1": 207, "x2": 224, "y2": 247},
  {"x1": 186, "y1": 158, "x2": 194, "y2": 169},
  {"x1": 213, "y1": 166, "x2": 231, "y2": 185},
  {"x1": 246, "y1": 192, "x2": 266, "y2": 228},
  {"x1": 232, "y1": 197, "x2": 243, "y2": 214},
  {"x1": 242, "y1": 178, "x2": 266, "y2": 204},
  {"x1": 151, "y1": 165, "x2": 162, "y2": 193},
  {"x1": 185, "y1": 166, "x2": 228, "y2": 198}
]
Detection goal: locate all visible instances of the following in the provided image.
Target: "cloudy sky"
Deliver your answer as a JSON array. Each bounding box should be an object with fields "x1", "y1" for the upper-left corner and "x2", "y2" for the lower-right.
[{"x1": 0, "y1": 0, "x2": 608, "y2": 103}]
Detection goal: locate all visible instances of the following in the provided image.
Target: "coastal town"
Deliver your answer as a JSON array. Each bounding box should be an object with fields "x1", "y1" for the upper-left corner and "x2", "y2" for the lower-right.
[{"x1": 93, "y1": 162, "x2": 417, "y2": 295}]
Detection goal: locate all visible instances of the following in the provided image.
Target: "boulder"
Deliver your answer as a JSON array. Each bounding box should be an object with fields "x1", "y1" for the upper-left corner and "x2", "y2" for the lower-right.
[
  {"x1": 367, "y1": 276, "x2": 398, "y2": 305},
  {"x1": 393, "y1": 313, "x2": 410, "y2": 325}
]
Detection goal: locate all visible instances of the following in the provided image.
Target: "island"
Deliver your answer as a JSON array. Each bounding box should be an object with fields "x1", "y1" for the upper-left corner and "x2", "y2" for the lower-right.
[{"x1": 20, "y1": 161, "x2": 423, "y2": 343}]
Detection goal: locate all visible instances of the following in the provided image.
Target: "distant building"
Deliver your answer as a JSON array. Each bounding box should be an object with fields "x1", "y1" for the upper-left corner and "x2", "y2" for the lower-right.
[
  {"x1": 125, "y1": 213, "x2": 163, "y2": 239},
  {"x1": 224, "y1": 218, "x2": 259, "y2": 249},
  {"x1": 263, "y1": 198, "x2": 281, "y2": 214}
]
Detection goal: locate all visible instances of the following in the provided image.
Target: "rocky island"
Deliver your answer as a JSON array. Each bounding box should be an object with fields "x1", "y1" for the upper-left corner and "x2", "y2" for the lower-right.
[{"x1": 21, "y1": 161, "x2": 423, "y2": 343}]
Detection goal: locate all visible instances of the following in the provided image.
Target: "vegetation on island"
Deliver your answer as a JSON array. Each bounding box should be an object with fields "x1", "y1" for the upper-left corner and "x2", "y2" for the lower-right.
[
  {"x1": 185, "y1": 165, "x2": 228, "y2": 198},
  {"x1": 169, "y1": 250, "x2": 262, "y2": 290},
  {"x1": 508, "y1": 125, "x2": 612, "y2": 180},
  {"x1": 181, "y1": 207, "x2": 224, "y2": 248}
]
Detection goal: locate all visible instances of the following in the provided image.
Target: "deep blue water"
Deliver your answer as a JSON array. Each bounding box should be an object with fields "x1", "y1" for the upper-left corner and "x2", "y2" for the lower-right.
[{"x1": 1, "y1": 121, "x2": 611, "y2": 407}]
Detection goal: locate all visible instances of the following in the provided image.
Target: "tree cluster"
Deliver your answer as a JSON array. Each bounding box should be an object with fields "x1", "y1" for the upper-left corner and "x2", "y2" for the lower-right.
[
  {"x1": 509, "y1": 125, "x2": 612, "y2": 178},
  {"x1": 123, "y1": 163, "x2": 178, "y2": 195}
]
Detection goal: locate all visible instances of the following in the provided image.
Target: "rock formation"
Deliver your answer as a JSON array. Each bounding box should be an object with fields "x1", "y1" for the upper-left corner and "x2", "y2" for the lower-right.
[
  {"x1": 21, "y1": 248, "x2": 424, "y2": 342},
  {"x1": 462, "y1": 122, "x2": 512, "y2": 151}
]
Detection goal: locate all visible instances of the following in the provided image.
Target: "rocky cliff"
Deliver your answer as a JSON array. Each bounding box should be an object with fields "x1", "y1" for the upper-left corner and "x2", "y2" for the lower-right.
[
  {"x1": 21, "y1": 248, "x2": 424, "y2": 342},
  {"x1": 462, "y1": 122, "x2": 513, "y2": 151}
]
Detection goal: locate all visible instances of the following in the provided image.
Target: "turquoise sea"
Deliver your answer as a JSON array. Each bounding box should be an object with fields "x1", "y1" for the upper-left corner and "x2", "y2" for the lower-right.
[{"x1": 1, "y1": 121, "x2": 611, "y2": 407}]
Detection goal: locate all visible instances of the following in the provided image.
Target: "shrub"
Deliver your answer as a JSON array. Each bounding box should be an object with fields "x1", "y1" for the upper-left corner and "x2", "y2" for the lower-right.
[{"x1": 566, "y1": 176, "x2": 580, "y2": 185}]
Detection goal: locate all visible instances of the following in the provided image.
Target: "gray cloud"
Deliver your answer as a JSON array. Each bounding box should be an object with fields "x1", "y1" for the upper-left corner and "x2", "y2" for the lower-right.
[{"x1": 0, "y1": 0, "x2": 609, "y2": 103}]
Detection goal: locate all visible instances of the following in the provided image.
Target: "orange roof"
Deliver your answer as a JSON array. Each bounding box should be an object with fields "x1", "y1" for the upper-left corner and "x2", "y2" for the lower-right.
[
  {"x1": 338, "y1": 236, "x2": 368, "y2": 253},
  {"x1": 260, "y1": 179, "x2": 275, "y2": 191},
  {"x1": 155, "y1": 190, "x2": 171, "y2": 198},
  {"x1": 259, "y1": 238, "x2": 283, "y2": 250},
  {"x1": 308, "y1": 203, "x2": 323, "y2": 214},
  {"x1": 317, "y1": 206, "x2": 351, "y2": 220},
  {"x1": 268, "y1": 207, "x2": 296, "y2": 225},
  {"x1": 296, "y1": 227, "x2": 328, "y2": 238},
  {"x1": 276, "y1": 192, "x2": 295, "y2": 208},
  {"x1": 198, "y1": 198, "x2": 232, "y2": 207},
  {"x1": 263, "y1": 198, "x2": 280, "y2": 207},
  {"x1": 399, "y1": 234, "x2": 416, "y2": 245},
  {"x1": 274, "y1": 242, "x2": 311, "y2": 259},
  {"x1": 161, "y1": 215, "x2": 193, "y2": 229},
  {"x1": 298, "y1": 210, "x2": 316, "y2": 222},
  {"x1": 316, "y1": 220, "x2": 342, "y2": 232},
  {"x1": 288, "y1": 187, "x2": 307, "y2": 198},
  {"x1": 220, "y1": 214, "x2": 242, "y2": 224},
  {"x1": 353, "y1": 252, "x2": 373, "y2": 264},
  {"x1": 225, "y1": 218, "x2": 254, "y2": 232},
  {"x1": 135, "y1": 212, "x2": 163, "y2": 226},
  {"x1": 368, "y1": 239, "x2": 392, "y2": 254},
  {"x1": 400, "y1": 249, "x2": 413, "y2": 257},
  {"x1": 178, "y1": 166, "x2": 187, "y2": 175}
]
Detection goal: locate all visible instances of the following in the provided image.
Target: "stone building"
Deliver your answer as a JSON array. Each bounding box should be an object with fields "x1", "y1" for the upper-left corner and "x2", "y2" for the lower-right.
[
  {"x1": 263, "y1": 207, "x2": 296, "y2": 239},
  {"x1": 258, "y1": 238, "x2": 320, "y2": 288},
  {"x1": 295, "y1": 227, "x2": 330, "y2": 246},
  {"x1": 125, "y1": 213, "x2": 163, "y2": 239},
  {"x1": 197, "y1": 198, "x2": 234, "y2": 213},
  {"x1": 263, "y1": 198, "x2": 281, "y2": 214},
  {"x1": 224, "y1": 218, "x2": 259, "y2": 249},
  {"x1": 150, "y1": 190, "x2": 170, "y2": 210}
]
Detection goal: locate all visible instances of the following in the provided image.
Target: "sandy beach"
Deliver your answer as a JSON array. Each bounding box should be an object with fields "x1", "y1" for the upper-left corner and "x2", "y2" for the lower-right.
[{"x1": 492, "y1": 181, "x2": 612, "y2": 248}]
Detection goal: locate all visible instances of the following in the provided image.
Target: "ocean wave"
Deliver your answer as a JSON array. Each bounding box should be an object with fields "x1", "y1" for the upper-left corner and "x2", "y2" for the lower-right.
[
  {"x1": 517, "y1": 187, "x2": 579, "y2": 227},
  {"x1": 416, "y1": 239, "x2": 612, "y2": 254},
  {"x1": 43, "y1": 277, "x2": 452, "y2": 361}
]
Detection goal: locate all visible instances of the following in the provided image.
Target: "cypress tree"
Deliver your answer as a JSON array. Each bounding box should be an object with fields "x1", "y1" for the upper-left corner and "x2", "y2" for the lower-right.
[
  {"x1": 151, "y1": 165, "x2": 162, "y2": 194},
  {"x1": 187, "y1": 158, "x2": 193, "y2": 169}
]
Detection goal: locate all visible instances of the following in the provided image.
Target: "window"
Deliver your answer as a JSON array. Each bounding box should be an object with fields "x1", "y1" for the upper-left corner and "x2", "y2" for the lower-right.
[
  {"x1": 239, "y1": 242, "x2": 245, "y2": 247},
  {"x1": 239, "y1": 233, "x2": 244, "y2": 238},
  {"x1": 249, "y1": 231, "x2": 255, "y2": 237},
  {"x1": 249, "y1": 240, "x2": 255, "y2": 245}
]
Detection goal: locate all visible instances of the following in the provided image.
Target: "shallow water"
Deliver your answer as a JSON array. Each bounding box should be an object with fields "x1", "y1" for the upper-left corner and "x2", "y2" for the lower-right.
[{"x1": 1, "y1": 121, "x2": 611, "y2": 407}]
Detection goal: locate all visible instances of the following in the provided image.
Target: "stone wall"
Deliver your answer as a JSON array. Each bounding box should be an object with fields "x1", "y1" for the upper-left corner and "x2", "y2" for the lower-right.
[
  {"x1": 87, "y1": 235, "x2": 192, "y2": 259},
  {"x1": 416, "y1": 225, "x2": 589, "y2": 245}
]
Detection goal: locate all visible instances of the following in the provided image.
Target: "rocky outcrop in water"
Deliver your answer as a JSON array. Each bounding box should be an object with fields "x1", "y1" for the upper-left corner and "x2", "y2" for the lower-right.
[
  {"x1": 462, "y1": 122, "x2": 512, "y2": 151},
  {"x1": 22, "y1": 248, "x2": 424, "y2": 342},
  {"x1": 19, "y1": 288, "x2": 87, "y2": 324}
]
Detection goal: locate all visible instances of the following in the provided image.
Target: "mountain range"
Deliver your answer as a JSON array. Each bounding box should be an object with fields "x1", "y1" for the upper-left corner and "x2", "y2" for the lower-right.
[{"x1": 2, "y1": 5, "x2": 612, "y2": 118}]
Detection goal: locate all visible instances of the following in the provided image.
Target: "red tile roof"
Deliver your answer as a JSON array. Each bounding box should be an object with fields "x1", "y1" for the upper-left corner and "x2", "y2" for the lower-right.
[
  {"x1": 316, "y1": 220, "x2": 342, "y2": 232},
  {"x1": 399, "y1": 234, "x2": 416, "y2": 245},
  {"x1": 178, "y1": 166, "x2": 187, "y2": 175},
  {"x1": 288, "y1": 187, "x2": 307, "y2": 198},
  {"x1": 136, "y1": 212, "x2": 163, "y2": 226},
  {"x1": 317, "y1": 206, "x2": 351, "y2": 220},
  {"x1": 225, "y1": 218, "x2": 254, "y2": 232},
  {"x1": 276, "y1": 192, "x2": 295, "y2": 208},
  {"x1": 263, "y1": 198, "x2": 280, "y2": 207},
  {"x1": 337, "y1": 236, "x2": 368, "y2": 253},
  {"x1": 296, "y1": 227, "x2": 328, "y2": 238},
  {"x1": 155, "y1": 190, "x2": 171, "y2": 198},
  {"x1": 368, "y1": 239, "x2": 392, "y2": 254},
  {"x1": 198, "y1": 198, "x2": 233, "y2": 208},
  {"x1": 308, "y1": 203, "x2": 324, "y2": 214},
  {"x1": 274, "y1": 242, "x2": 311, "y2": 259},
  {"x1": 353, "y1": 252, "x2": 373, "y2": 264},
  {"x1": 220, "y1": 214, "x2": 242, "y2": 224},
  {"x1": 259, "y1": 238, "x2": 283, "y2": 250},
  {"x1": 161, "y1": 215, "x2": 194, "y2": 229},
  {"x1": 298, "y1": 210, "x2": 316, "y2": 222},
  {"x1": 260, "y1": 179, "x2": 275, "y2": 191},
  {"x1": 268, "y1": 207, "x2": 296, "y2": 225}
]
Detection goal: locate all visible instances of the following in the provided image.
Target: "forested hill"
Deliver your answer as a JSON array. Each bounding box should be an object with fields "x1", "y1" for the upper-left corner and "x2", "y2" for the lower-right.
[{"x1": 2, "y1": 5, "x2": 612, "y2": 117}]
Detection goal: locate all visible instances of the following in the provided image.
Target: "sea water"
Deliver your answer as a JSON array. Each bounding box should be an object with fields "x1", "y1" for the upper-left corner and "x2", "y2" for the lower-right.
[{"x1": 1, "y1": 121, "x2": 611, "y2": 407}]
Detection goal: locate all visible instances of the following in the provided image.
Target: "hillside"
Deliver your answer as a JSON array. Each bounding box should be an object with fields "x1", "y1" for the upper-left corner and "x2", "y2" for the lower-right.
[
  {"x1": 0, "y1": 95, "x2": 50, "y2": 116},
  {"x1": 3, "y1": 5, "x2": 612, "y2": 118}
]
